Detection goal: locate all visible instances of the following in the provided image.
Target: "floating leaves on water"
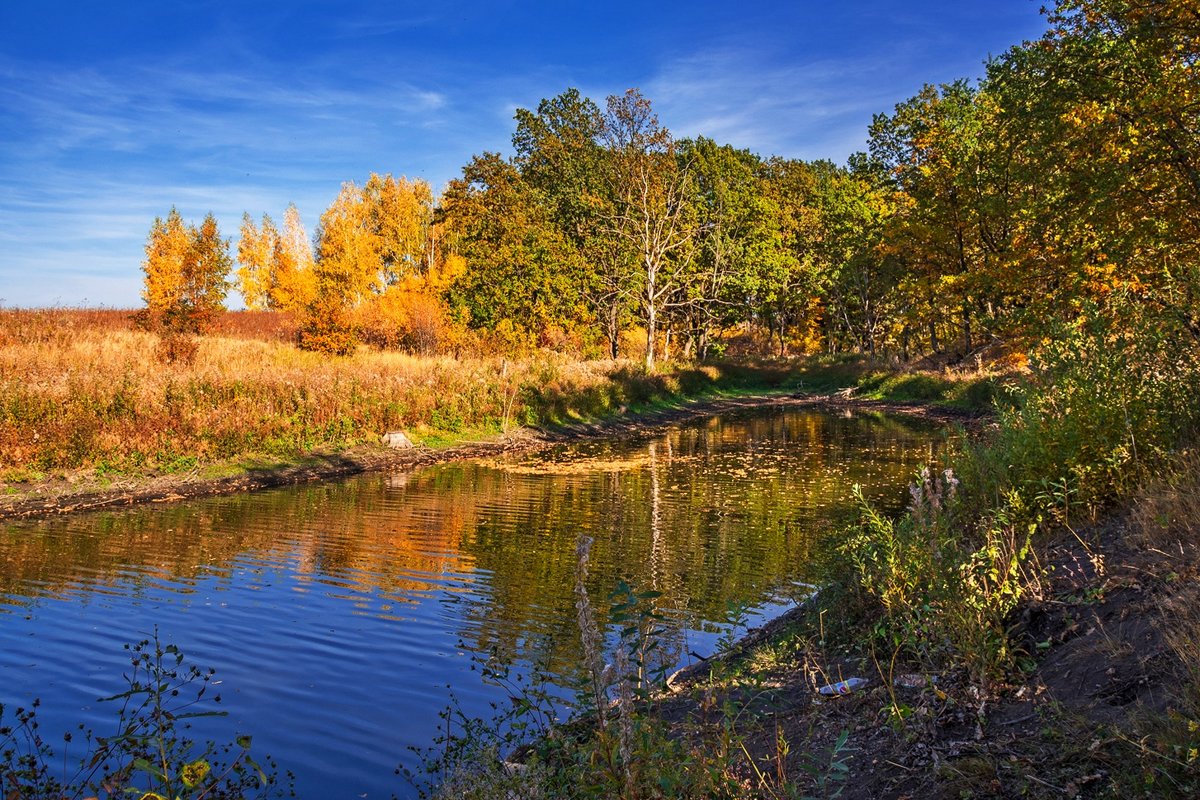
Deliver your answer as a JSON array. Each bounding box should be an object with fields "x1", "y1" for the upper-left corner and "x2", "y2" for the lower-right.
[{"x1": 481, "y1": 453, "x2": 654, "y2": 475}]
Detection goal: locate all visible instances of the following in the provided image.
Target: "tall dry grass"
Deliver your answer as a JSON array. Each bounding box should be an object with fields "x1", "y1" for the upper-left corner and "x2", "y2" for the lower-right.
[{"x1": 0, "y1": 309, "x2": 716, "y2": 478}]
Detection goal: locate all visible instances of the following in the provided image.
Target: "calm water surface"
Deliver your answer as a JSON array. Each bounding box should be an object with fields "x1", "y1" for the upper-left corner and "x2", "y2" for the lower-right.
[{"x1": 0, "y1": 408, "x2": 945, "y2": 798}]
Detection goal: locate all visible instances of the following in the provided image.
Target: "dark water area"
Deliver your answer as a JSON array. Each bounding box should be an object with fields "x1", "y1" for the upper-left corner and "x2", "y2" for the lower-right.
[{"x1": 0, "y1": 407, "x2": 947, "y2": 798}]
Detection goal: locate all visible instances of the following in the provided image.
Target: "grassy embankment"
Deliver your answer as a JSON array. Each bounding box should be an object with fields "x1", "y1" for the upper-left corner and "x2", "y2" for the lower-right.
[
  {"x1": 417, "y1": 304, "x2": 1200, "y2": 799},
  {"x1": 0, "y1": 308, "x2": 993, "y2": 509}
]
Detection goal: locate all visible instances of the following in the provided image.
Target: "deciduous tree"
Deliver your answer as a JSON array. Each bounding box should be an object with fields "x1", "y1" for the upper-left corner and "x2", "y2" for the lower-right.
[
  {"x1": 140, "y1": 208, "x2": 231, "y2": 338},
  {"x1": 441, "y1": 152, "x2": 585, "y2": 339},
  {"x1": 235, "y1": 213, "x2": 277, "y2": 311},
  {"x1": 601, "y1": 89, "x2": 698, "y2": 371}
]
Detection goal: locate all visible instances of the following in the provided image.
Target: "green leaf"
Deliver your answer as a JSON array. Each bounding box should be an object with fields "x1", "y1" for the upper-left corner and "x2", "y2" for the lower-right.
[{"x1": 132, "y1": 756, "x2": 168, "y2": 781}]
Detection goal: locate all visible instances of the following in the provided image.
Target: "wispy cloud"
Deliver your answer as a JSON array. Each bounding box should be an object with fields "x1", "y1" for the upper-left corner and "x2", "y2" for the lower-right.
[
  {"x1": 647, "y1": 47, "x2": 925, "y2": 162},
  {"x1": 0, "y1": 53, "x2": 472, "y2": 306},
  {"x1": 4, "y1": 59, "x2": 447, "y2": 161}
]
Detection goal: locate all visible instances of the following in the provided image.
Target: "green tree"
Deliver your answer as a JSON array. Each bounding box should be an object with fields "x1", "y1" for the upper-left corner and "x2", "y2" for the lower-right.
[
  {"x1": 988, "y1": 0, "x2": 1200, "y2": 335},
  {"x1": 749, "y1": 156, "x2": 827, "y2": 356},
  {"x1": 441, "y1": 152, "x2": 586, "y2": 340},
  {"x1": 811, "y1": 162, "x2": 902, "y2": 356},
  {"x1": 512, "y1": 89, "x2": 629, "y2": 357},
  {"x1": 867, "y1": 81, "x2": 1017, "y2": 356}
]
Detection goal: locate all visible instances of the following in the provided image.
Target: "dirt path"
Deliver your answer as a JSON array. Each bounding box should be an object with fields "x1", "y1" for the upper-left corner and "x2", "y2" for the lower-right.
[{"x1": 0, "y1": 392, "x2": 979, "y2": 522}]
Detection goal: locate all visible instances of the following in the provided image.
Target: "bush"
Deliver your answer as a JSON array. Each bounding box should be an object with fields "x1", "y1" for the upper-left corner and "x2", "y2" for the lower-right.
[
  {"x1": 297, "y1": 295, "x2": 359, "y2": 356},
  {"x1": 357, "y1": 289, "x2": 450, "y2": 355},
  {"x1": 838, "y1": 297, "x2": 1200, "y2": 690},
  {"x1": 841, "y1": 470, "x2": 1040, "y2": 688},
  {"x1": 960, "y1": 300, "x2": 1200, "y2": 517}
]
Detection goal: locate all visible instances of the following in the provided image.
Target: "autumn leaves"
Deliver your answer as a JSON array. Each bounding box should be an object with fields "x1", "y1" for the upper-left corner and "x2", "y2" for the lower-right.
[
  {"x1": 141, "y1": 174, "x2": 443, "y2": 359},
  {"x1": 138, "y1": 0, "x2": 1200, "y2": 369},
  {"x1": 137, "y1": 209, "x2": 232, "y2": 361}
]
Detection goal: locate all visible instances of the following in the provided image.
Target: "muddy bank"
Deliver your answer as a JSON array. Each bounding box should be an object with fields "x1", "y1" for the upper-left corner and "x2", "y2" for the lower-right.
[
  {"x1": 649, "y1": 508, "x2": 1196, "y2": 799},
  {"x1": 0, "y1": 392, "x2": 979, "y2": 521}
]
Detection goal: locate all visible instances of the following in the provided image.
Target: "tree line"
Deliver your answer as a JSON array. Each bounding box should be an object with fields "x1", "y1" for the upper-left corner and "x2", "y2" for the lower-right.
[{"x1": 140, "y1": 0, "x2": 1200, "y2": 368}]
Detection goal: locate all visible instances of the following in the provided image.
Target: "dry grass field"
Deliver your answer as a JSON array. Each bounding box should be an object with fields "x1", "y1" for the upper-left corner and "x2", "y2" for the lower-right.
[{"x1": 0, "y1": 308, "x2": 727, "y2": 481}]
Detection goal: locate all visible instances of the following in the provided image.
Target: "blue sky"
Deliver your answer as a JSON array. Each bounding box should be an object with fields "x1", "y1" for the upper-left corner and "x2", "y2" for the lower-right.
[{"x1": 0, "y1": 1, "x2": 1048, "y2": 308}]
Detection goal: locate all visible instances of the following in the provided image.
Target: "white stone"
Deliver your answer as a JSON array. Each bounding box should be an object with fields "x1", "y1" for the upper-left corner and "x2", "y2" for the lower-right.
[{"x1": 382, "y1": 430, "x2": 414, "y2": 449}]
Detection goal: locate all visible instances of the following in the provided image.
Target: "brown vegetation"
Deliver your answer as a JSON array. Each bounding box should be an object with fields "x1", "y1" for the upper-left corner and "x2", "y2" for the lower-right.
[{"x1": 0, "y1": 308, "x2": 799, "y2": 486}]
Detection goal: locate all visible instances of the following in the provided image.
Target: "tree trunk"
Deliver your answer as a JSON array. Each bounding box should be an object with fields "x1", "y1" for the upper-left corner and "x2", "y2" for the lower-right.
[
  {"x1": 607, "y1": 302, "x2": 620, "y2": 359},
  {"x1": 645, "y1": 302, "x2": 657, "y2": 372}
]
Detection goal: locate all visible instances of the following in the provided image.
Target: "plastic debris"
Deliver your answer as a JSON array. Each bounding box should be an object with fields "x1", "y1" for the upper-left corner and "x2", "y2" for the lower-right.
[
  {"x1": 817, "y1": 677, "x2": 869, "y2": 696},
  {"x1": 893, "y1": 673, "x2": 936, "y2": 689}
]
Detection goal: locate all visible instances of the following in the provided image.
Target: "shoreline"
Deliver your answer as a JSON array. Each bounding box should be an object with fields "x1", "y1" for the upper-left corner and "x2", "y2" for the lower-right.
[{"x1": 0, "y1": 391, "x2": 981, "y2": 522}]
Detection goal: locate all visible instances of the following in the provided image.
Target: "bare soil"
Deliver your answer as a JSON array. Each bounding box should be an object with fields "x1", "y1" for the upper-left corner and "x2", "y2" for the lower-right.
[{"x1": 0, "y1": 392, "x2": 979, "y2": 521}]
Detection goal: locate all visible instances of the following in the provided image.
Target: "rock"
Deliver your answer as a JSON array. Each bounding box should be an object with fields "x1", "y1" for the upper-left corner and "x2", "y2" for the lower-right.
[{"x1": 382, "y1": 431, "x2": 414, "y2": 449}]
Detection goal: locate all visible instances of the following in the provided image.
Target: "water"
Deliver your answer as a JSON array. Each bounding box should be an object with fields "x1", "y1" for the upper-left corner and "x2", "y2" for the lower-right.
[{"x1": 0, "y1": 407, "x2": 945, "y2": 798}]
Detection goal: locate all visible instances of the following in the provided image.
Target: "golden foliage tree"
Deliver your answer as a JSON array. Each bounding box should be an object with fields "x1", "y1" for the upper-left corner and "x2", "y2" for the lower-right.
[
  {"x1": 365, "y1": 173, "x2": 435, "y2": 282},
  {"x1": 236, "y1": 213, "x2": 277, "y2": 311},
  {"x1": 140, "y1": 208, "x2": 231, "y2": 339},
  {"x1": 236, "y1": 205, "x2": 317, "y2": 314},
  {"x1": 270, "y1": 204, "x2": 317, "y2": 313},
  {"x1": 142, "y1": 208, "x2": 193, "y2": 315},
  {"x1": 301, "y1": 174, "x2": 435, "y2": 354}
]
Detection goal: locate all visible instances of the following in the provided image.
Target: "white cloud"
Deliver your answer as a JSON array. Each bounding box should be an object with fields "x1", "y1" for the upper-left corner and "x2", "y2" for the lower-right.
[{"x1": 645, "y1": 47, "x2": 919, "y2": 162}]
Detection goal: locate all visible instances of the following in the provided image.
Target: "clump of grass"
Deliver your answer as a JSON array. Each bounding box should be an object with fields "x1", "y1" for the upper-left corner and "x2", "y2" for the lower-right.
[
  {"x1": 1097, "y1": 451, "x2": 1200, "y2": 796},
  {"x1": 1131, "y1": 449, "x2": 1200, "y2": 551}
]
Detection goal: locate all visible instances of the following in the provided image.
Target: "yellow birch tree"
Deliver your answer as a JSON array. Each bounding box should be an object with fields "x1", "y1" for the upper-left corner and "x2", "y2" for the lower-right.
[{"x1": 235, "y1": 213, "x2": 278, "y2": 310}]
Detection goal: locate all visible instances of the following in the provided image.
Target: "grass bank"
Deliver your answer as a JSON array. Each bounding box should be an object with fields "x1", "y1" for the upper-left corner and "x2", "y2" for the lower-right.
[{"x1": 0, "y1": 309, "x2": 995, "y2": 518}]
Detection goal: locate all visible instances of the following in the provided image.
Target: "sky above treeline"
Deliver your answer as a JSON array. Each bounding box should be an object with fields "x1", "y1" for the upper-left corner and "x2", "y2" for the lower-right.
[{"x1": 0, "y1": 1, "x2": 1048, "y2": 308}]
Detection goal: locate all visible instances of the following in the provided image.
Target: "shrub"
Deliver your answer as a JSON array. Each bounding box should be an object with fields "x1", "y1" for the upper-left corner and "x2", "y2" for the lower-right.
[
  {"x1": 841, "y1": 469, "x2": 1040, "y2": 688},
  {"x1": 959, "y1": 299, "x2": 1200, "y2": 517}
]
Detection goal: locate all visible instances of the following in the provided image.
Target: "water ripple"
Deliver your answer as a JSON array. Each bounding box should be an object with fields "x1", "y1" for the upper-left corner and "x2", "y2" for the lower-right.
[{"x1": 0, "y1": 408, "x2": 944, "y2": 799}]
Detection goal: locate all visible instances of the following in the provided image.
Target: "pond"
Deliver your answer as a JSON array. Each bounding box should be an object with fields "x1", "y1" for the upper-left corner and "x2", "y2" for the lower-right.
[{"x1": 0, "y1": 406, "x2": 947, "y2": 798}]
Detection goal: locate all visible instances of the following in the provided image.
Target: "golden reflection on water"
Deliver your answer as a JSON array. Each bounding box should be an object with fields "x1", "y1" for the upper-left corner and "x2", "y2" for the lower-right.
[
  {"x1": 0, "y1": 410, "x2": 946, "y2": 663},
  {"x1": 0, "y1": 407, "x2": 948, "y2": 799}
]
